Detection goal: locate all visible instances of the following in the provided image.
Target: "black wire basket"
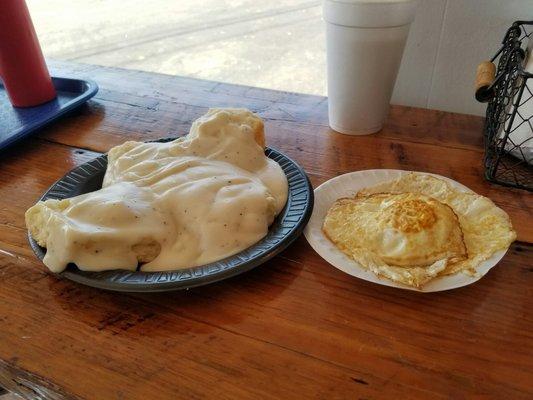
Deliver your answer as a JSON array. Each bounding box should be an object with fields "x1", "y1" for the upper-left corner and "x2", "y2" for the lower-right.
[{"x1": 478, "y1": 21, "x2": 533, "y2": 192}]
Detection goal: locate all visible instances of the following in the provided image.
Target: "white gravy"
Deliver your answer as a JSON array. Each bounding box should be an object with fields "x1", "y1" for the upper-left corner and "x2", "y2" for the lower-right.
[{"x1": 31, "y1": 109, "x2": 288, "y2": 272}]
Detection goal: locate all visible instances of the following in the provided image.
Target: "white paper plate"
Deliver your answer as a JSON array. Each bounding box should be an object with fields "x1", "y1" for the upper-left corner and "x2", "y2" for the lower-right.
[{"x1": 303, "y1": 169, "x2": 508, "y2": 292}]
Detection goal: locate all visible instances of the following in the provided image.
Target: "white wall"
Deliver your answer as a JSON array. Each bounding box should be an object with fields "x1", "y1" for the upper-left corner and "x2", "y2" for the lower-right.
[{"x1": 393, "y1": 0, "x2": 532, "y2": 116}]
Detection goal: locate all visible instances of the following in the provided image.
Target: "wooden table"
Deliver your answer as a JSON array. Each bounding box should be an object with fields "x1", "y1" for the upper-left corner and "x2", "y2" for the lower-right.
[{"x1": 1, "y1": 61, "x2": 532, "y2": 400}]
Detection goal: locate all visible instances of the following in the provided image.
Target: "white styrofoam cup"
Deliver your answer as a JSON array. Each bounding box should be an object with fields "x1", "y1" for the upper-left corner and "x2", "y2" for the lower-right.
[{"x1": 324, "y1": 0, "x2": 418, "y2": 135}]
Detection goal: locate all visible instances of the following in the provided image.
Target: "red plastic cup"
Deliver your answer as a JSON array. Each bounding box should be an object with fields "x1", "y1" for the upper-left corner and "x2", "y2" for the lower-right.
[{"x1": 0, "y1": 0, "x2": 56, "y2": 107}]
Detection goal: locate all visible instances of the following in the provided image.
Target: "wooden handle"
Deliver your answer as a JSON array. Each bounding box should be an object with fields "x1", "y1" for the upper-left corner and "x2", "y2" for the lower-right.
[{"x1": 475, "y1": 61, "x2": 496, "y2": 102}]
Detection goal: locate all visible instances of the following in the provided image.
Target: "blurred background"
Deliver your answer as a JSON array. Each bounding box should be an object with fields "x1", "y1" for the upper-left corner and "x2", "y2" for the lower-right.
[{"x1": 27, "y1": 0, "x2": 531, "y2": 116}]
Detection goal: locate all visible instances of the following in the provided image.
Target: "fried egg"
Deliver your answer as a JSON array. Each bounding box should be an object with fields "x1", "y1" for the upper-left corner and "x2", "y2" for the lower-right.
[{"x1": 323, "y1": 173, "x2": 516, "y2": 288}]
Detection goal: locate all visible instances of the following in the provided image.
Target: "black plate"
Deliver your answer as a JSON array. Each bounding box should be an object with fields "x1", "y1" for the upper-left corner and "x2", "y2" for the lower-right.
[{"x1": 28, "y1": 144, "x2": 313, "y2": 292}]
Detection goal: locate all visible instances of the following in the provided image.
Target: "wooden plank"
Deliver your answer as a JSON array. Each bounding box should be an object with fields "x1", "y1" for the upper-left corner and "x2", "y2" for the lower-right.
[
  {"x1": 0, "y1": 221, "x2": 531, "y2": 399},
  {"x1": 1, "y1": 216, "x2": 532, "y2": 400},
  {"x1": 0, "y1": 61, "x2": 531, "y2": 399},
  {"x1": 48, "y1": 60, "x2": 485, "y2": 150},
  {"x1": 0, "y1": 232, "x2": 440, "y2": 400},
  {"x1": 1, "y1": 122, "x2": 533, "y2": 400}
]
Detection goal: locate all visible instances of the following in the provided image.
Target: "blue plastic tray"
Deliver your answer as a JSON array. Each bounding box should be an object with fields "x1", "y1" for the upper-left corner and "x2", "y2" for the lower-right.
[{"x1": 0, "y1": 77, "x2": 98, "y2": 151}]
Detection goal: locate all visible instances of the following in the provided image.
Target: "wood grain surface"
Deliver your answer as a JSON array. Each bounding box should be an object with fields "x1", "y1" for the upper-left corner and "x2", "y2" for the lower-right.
[{"x1": 0, "y1": 60, "x2": 531, "y2": 400}]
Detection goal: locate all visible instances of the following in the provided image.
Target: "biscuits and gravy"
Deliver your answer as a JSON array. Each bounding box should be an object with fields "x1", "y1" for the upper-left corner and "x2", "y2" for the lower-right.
[{"x1": 26, "y1": 108, "x2": 288, "y2": 273}]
